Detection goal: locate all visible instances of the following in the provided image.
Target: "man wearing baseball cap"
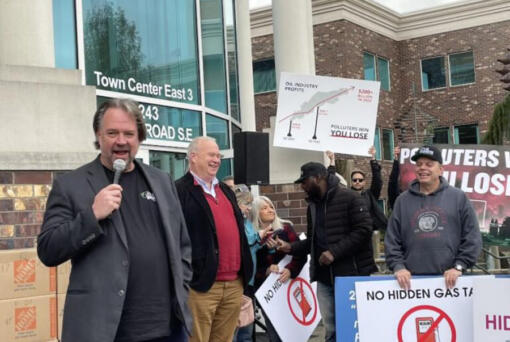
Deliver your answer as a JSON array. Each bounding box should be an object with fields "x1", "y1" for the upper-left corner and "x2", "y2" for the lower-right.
[
  {"x1": 384, "y1": 145, "x2": 482, "y2": 290},
  {"x1": 278, "y1": 161, "x2": 376, "y2": 342}
]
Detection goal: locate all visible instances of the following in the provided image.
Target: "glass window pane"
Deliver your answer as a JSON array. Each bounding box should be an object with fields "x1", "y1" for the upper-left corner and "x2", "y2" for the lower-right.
[
  {"x1": 363, "y1": 53, "x2": 376, "y2": 81},
  {"x1": 83, "y1": 0, "x2": 199, "y2": 104},
  {"x1": 97, "y1": 96, "x2": 202, "y2": 143},
  {"x1": 450, "y1": 51, "x2": 475, "y2": 86},
  {"x1": 217, "y1": 158, "x2": 232, "y2": 181},
  {"x1": 149, "y1": 151, "x2": 187, "y2": 180},
  {"x1": 206, "y1": 114, "x2": 229, "y2": 149},
  {"x1": 224, "y1": 0, "x2": 240, "y2": 121},
  {"x1": 231, "y1": 123, "x2": 241, "y2": 137},
  {"x1": 374, "y1": 127, "x2": 381, "y2": 160},
  {"x1": 421, "y1": 57, "x2": 446, "y2": 90},
  {"x1": 382, "y1": 129, "x2": 394, "y2": 160},
  {"x1": 455, "y1": 124, "x2": 478, "y2": 144},
  {"x1": 201, "y1": 0, "x2": 228, "y2": 113},
  {"x1": 377, "y1": 57, "x2": 390, "y2": 91},
  {"x1": 53, "y1": 0, "x2": 77, "y2": 69},
  {"x1": 253, "y1": 59, "x2": 276, "y2": 93},
  {"x1": 433, "y1": 127, "x2": 450, "y2": 144}
]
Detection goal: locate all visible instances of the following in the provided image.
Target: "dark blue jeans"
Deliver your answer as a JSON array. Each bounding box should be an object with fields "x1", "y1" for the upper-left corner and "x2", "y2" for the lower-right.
[
  {"x1": 317, "y1": 281, "x2": 336, "y2": 342},
  {"x1": 233, "y1": 322, "x2": 254, "y2": 342}
]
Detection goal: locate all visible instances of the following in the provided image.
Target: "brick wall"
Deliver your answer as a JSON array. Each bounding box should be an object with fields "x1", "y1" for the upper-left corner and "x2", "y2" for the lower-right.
[
  {"x1": 252, "y1": 18, "x2": 510, "y2": 228},
  {"x1": 0, "y1": 171, "x2": 55, "y2": 250}
]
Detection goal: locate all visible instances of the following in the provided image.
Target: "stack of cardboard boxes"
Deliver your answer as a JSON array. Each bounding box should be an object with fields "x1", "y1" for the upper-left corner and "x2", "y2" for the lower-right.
[{"x1": 0, "y1": 249, "x2": 70, "y2": 342}]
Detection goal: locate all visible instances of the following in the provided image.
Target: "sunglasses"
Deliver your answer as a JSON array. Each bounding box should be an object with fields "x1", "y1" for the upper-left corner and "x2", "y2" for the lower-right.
[{"x1": 352, "y1": 178, "x2": 365, "y2": 183}]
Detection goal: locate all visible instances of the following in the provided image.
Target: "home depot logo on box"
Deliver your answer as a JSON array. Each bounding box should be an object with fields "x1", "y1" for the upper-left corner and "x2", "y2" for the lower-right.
[
  {"x1": 14, "y1": 259, "x2": 36, "y2": 284},
  {"x1": 15, "y1": 306, "x2": 37, "y2": 332}
]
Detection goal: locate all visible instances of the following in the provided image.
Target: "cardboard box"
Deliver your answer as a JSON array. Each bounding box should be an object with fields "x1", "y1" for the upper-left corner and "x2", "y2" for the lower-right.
[
  {"x1": 0, "y1": 249, "x2": 56, "y2": 300},
  {"x1": 0, "y1": 295, "x2": 57, "y2": 342},
  {"x1": 57, "y1": 293, "x2": 65, "y2": 340},
  {"x1": 56, "y1": 261, "x2": 71, "y2": 294}
]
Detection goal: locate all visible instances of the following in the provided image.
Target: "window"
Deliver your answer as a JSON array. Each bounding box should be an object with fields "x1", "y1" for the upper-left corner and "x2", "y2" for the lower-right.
[
  {"x1": 224, "y1": 0, "x2": 240, "y2": 121},
  {"x1": 201, "y1": 0, "x2": 228, "y2": 113},
  {"x1": 433, "y1": 127, "x2": 450, "y2": 144},
  {"x1": 449, "y1": 51, "x2": 475, "y2": 86},
  {"x1": 206, "y1": 114, "x2": 229, "y2": 149},
  {"x1": 53, "y1": 0, "x2": 77, "y2": 69},
  {"x1": 253, "y1": 59, "x2": 276, "y2": 94},
  {"x1": 454, "y1": 124, "x2": 479, "y2": 144},
  {"x1": 374, "y1": 127, "x2": 381, "y2": 160},
  {"x1": 422, "y1": 51, "x2": 475, "y2": 91},
  {"x1": 363, "y1": 52, "x2": 390, "y2": 91},
  {"x1": 382, "y1": 129, "x2": 394, "y2": 161},
  {"x1": 421, "y1": 57, "x2": 446, "y2": 90},
  {"x1": 377, "y1": 199, "x2": 386, "y2": 215},
  {"x1": 149, "y1": 151, "x2": 187, "y2": 180},
  {"x1": 217, "y1": 158, "x2": 232, "y2": 181},
  {"x1": 82, "y1": 0, "x2": 199, "y2": 104}
]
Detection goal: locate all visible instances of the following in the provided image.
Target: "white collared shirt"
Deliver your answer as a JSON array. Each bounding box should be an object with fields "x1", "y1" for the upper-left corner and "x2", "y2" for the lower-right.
[{"x1": 190, "y1": 171, "x2": 219, "y2": 198}]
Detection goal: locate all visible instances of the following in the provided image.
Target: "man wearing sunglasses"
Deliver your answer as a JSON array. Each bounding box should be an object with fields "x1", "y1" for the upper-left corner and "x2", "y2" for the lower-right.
[{"x1": 350, "y1": 146, "x2": 388, "y2": 232}]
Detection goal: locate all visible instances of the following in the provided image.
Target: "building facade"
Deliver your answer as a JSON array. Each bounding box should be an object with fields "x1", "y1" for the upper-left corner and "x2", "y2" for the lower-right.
[
  {"x1": 251, "y1": 0, "x2": 510, "y2": 232},
  {"x1": 0, "y1": 0, "x2": 255, "y2": 250}
]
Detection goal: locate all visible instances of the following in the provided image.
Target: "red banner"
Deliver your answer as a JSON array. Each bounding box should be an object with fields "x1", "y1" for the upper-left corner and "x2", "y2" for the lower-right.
[{"x1": 399, "y1": 144, "x2": 510, "y2": 231}]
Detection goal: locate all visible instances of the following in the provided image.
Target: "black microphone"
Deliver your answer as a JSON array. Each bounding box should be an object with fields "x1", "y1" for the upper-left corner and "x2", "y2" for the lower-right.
[{"x1": 113, "y1": 159, "x2": 127, "y2": 184}]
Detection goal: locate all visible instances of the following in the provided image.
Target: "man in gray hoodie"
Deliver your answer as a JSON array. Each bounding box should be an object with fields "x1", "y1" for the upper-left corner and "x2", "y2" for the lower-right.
[{"x1": 384, "y1": 145, "x2": 482, "y2": 290}]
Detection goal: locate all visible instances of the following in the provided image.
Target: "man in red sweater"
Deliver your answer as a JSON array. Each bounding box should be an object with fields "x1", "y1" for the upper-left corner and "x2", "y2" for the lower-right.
[{"x1": 175, "y1": 136, "x2": 253, "y2": 342}]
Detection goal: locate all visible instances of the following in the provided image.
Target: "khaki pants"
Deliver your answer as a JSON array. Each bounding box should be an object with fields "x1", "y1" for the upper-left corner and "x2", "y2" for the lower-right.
[{"x1": 188, "y1": 278, "x2": 243, "y2": 342}]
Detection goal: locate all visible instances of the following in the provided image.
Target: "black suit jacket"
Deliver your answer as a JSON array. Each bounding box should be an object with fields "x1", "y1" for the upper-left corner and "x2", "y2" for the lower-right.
[
  {"x1": 175, "y1": 172, "x2": 253, "y2": 292},
  {"x1": 37, "y1": 157, "x2": 192, "y2": 342}
]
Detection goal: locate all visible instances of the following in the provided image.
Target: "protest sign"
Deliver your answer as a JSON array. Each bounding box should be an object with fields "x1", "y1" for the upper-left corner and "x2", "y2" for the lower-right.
[
  {"x1": 255, "y1": 256, "x2": 320, "y2": 342},
  {"x1": 335, "y1": 275, "x2": 394, "y2": 342},
  {"x1": 399, "y1": 144, "x2": 510, "y2": 229},
  {"x1": 355, "y1": 276, "x2": 493, "y2": 342},
  {"x1": 473, "y1": 277, "x2": 510, "y2": 341},
  {"x1": 273, "y1": 72, "x2": 380, "y2": 157}
]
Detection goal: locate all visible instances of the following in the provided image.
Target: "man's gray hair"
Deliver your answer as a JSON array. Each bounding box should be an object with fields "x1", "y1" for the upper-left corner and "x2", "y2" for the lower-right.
[{"x1": 187, "y1": 136, "x2": 217, "y2": 159}]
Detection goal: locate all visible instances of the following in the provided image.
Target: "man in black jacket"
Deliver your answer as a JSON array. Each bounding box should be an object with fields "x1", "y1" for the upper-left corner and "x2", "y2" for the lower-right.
[
  {"x1": 350, "y1": 146, "x2": 388, "y2": 231},
  {"x1": 278, "y1": 162, "x2": 376, "y2": 342},
  {"x1": 175, "y1": 136, "x2": 253, "y2": 342}
]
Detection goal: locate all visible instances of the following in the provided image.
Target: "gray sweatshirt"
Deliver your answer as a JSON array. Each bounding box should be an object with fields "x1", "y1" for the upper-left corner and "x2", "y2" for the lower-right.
[{"x1": 385, "y1": 177, "x2": 482, "y2": 274}]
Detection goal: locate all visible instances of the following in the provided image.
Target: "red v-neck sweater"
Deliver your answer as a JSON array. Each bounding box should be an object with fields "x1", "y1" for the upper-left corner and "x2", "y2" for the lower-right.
[{"x1": 205, "y1": 185, "x2": 241, "y2": 281}]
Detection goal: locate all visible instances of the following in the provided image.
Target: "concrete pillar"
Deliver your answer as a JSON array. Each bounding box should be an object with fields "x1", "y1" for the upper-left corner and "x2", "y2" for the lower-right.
[
  {"x1": 272, "y1": 0, "x2": 315, "y2": 86},
  {"x1": 236, "y1": 0, "x2": 256, "y2": 132},
  {"x1": 0, "y1": 0, "x2": 55, "y2": 67}
]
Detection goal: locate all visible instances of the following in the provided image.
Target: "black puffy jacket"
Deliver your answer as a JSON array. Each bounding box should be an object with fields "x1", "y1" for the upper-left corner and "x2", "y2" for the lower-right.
[{"x1": 291, "y1": 175, "x2": 378, "y2": 284}]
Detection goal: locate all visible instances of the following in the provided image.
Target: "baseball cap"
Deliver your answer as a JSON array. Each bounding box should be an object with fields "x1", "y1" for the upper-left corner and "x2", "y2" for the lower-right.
[
  {"x1": 294, "y1": 162, "x2": 327, "y2": 184},
  {"x1": 411, "y1": 145, "x2": 443, "y2": 164}
]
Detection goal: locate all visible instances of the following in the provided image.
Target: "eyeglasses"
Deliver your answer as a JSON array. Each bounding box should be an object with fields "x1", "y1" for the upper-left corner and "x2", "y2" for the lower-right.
[{"x1": 351, "y1": 178, "x2": 365, "y2": 183}]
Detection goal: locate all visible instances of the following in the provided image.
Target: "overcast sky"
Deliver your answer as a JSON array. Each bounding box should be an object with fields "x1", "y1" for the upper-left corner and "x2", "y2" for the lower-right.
[{"x1": 249, "y1": 0, "x2": 466, "y2": 13}]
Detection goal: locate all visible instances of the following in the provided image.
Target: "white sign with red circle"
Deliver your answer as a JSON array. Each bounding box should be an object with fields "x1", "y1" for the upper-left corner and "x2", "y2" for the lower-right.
[
  {"x1": 354, "y1": 276, "x2": 493, "y2": 342},
  {"x1": 255, "y1": 256, "x2": 321, "y2": 342}
]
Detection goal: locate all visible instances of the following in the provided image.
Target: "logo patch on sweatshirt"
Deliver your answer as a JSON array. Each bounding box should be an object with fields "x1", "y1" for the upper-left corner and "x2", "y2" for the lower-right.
[{"x1": 417, "y1": 211, "x2": 440, "y2": 232}]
